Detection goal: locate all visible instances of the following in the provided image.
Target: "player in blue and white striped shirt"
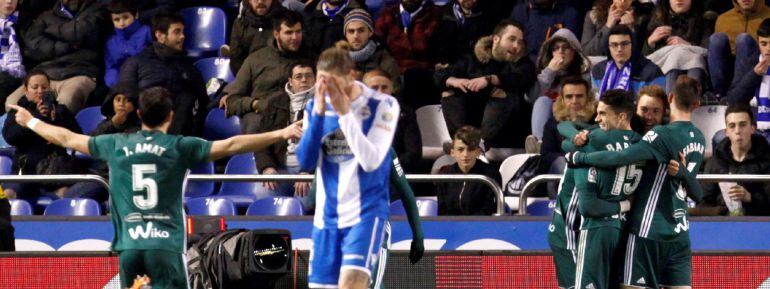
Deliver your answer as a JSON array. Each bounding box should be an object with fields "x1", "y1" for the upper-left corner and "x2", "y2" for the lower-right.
[{"x1": 296, "y1": 46, "x2": 400, "y2": 289}]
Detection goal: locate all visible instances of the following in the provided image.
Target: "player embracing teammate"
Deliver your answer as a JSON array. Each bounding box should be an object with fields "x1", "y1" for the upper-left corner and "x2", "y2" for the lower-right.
[{"x1": 552, "y1": 77, "x2": 706, "y2": 289}]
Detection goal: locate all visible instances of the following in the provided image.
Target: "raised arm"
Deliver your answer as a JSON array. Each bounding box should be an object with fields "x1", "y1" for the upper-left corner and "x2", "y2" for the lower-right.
[
  {"x1": 208, "y1": 121, "x2": 301, "y2": 161},
  {"x1": 8, "y1": 104, "x2": 91, "y2": 154},
  {"x1": 569, "y1": 142, "x2": 656, "y2": 168}
]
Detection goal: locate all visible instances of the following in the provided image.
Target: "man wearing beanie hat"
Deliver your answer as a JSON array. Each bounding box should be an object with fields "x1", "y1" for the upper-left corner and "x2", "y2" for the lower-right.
[
  {"x1": 341, "y1": 8, "x2": 400, "y2": 79},
  {"x1": 302, "y1": 0, "x2": 355, "y2": 52}
]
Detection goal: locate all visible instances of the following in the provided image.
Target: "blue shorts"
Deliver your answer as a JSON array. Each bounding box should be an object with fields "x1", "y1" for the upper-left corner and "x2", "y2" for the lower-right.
[{"x1": 309, "y1": 217, "x2": 387, "y2": 288}]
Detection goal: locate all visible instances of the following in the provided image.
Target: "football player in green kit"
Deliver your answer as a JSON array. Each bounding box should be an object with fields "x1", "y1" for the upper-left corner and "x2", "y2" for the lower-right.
[
  {"x1": 8, "y1": 87, "x2": 302, "y2": 289},
  {"x1": 566, "y1": 78, "x2": 705, "y2": 289},
  {"x1": 573, "y1": 89, "x2": 639, "y2": 289}
]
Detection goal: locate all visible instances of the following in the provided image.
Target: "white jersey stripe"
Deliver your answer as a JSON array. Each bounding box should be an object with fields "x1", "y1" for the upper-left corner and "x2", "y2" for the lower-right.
[
  {"x1": 624, "y1": 233, "x2": 635, "y2": 284},
  {"x1": 565, "y1": 188, "x2": 579, "y2": 251},
  {"x1": 575, "y1": 229, "x2": 588, "y2": 288},
  {"x1": 640, "y1": 165, "x2": 665, "y2": 237}
]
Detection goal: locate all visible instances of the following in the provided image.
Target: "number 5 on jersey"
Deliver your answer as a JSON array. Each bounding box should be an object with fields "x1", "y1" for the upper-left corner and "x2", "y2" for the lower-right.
[{"x1": 133, "y1": 164, "x2": 158, "y2": 210}]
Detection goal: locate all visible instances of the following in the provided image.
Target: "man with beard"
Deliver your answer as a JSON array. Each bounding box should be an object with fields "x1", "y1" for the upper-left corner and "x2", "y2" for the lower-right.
[
  {"x1": 434, "y1": 0, "x2": 494, "y2": 66},
  {"x1": 222, "y1": 10, "x2": 316, "y2": 135},
  {"x1": 303, "y1": 0, "x2": 356, "y2": 52},
  {"x1": 7, "y1": 0, "x2": 109, "y2": 114},
  {"x1": 434, "y1": 19, "x2": 536, "y2": 148},
  {"x1": 118, "y1": 12, "x2": 208, "y2": 136},
  {"x1": 226, "y1": 0, "x2": 286, "y2": 74},
  {"x1": 341, "y1": 9, "x2": 399, "y2": 80}
]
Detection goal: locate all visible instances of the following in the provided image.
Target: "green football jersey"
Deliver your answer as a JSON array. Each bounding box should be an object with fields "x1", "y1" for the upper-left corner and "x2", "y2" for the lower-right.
[
  {"x1": 576, "y1": 129, "x2": 641, "y2": 230},
  {"x1": 548, "y1": 160, "x2": 581, "y2": 251},
  {"x1": 88, "y1": 130, "x2": 212, "y2": 253},
  {"x1": 630, "y1": 122, "x2": 705, "y2": 241}
]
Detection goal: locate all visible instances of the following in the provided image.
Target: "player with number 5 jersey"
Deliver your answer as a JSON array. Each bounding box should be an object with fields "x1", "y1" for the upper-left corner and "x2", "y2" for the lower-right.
[{"x1": 7, "y1": 87, "x2": 302, "y2": 289}]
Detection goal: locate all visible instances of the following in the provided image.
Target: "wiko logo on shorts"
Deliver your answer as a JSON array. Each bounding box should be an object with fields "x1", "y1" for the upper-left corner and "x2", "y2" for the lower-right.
[{"x1": 128, "y1": 222, "x2": 170, "y2": 240}]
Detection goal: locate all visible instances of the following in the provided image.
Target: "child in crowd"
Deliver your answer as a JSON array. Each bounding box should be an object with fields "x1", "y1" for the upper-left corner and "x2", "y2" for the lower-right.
[{"x1": 104, "y1": 0, "x2": 152, "y2": 87}]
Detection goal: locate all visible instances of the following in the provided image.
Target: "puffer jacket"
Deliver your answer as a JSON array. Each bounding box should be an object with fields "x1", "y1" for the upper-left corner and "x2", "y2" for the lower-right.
[
  {"x1": 104, "y1": 20, "x2": 152, "y2": 87},
  {"x1": 532, "y1": 28, "x2": 591, "y2": 100},
  {"x1": 228, "y1": 0, "x2": 286, "y2": 74},
  {"x1": 715, "y1": 0, "x2": 770, "y2": 53},
  {"x1": 302, "y1": 1, "x2": 354, "y2": 52},
  {"x1": 436, "y1": 161, "x2": 501, "y2": 216},
  {"x1": 23, "y1": 0, "x2": 109, "y2": 80},
  {"x1": 433, "y1": 0, "x2": 494, "y2": 64}
]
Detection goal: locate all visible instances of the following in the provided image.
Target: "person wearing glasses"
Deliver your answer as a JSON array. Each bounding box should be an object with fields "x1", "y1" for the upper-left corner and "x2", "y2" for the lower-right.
[
  {"x1": 253, "y1": 61, "x2": 316, "y2": 202},
  {"x1": 591, "y1": 24, "x2": 664, "y2": 100}
]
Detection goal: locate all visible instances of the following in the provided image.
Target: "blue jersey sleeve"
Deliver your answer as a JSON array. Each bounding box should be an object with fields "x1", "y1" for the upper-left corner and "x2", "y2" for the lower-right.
[{"x1": 296, "y1": 100, "x2": 326, "y2": 171}]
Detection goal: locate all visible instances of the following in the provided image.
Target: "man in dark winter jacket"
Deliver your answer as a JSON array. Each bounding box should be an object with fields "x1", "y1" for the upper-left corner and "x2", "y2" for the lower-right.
[
  {"x1": 591, "y1": 24, "x2": 665, "y2": 99},
  {"x1": 375, "y1": 0, "x2": 442, "y2": 72},
  {"x1": 435, "y1": 20, "x2": 536, "y2": 147},
  {"x1": 698, "y1": 104, "x2": 770, "y2": 216},
  {"x1": 726, "y1": 19, "x2": 770, "y2": 141},
  {"x1": 302, "y1": 0, "x2": 355, "y2": 52},
  {"x1": 226, "y1": 0, "x2": 286, "y2": 74},
  {"x1": 222, "y1": 10, "x2": 315, "y2": 134},
  {"x1": 436, "y1": 126, "x2": 501, "y2": 215},
  {"x1": 509, "y1": 0, "x2": 580, "y2": 61},
  {"x1": 433, "y1": 0, "x2": 494, "y2": 66},
  {"x1": 118, "y1": 12, "x2": 208, "y2": 136},
  {"x1": 6, "y1": 0, "x2": 109, "y2": 114}
]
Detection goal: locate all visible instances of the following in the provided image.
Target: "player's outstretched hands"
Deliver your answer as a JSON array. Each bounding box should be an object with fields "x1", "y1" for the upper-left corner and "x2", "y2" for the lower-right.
[
  {"x1": 7, "y1": 104, "x2": 33, "y2": 128},
  {"x1": 282, "y1": 121, "x2": 303, "y2": 140},
  {"x1": 409, "y1": 237, "x2": 424, "y2": 264}
]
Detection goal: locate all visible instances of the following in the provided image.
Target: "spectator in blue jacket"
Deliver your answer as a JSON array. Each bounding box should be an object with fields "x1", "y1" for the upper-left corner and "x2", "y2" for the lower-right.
[
  {"x1": 509, "y1": 0, "x2": 580, "y2": 61},
  {"x1": 0, "y1": 0, "x2": 25, "y2": 115},
  {"x1": 591, "y1": 24, "x2": 664, "y2": 99},
  {"x1": 104, "y1": 0, "x2": 152, "y2": 87}
]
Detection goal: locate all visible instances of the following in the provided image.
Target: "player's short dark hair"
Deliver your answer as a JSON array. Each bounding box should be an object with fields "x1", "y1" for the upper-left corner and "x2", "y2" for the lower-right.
[
  {"x1": 725, "y1": 103, "x2": 756, "y2": 125},
  {"x1": 272, "y1": 10, "x2": 303, "y2": 32},
  {"x1": 23, "y1": 69, "x2": 50, "y2": 87},
  {"x1": 599, "y1": 89, "x2": 635, "y2": 117},
  {"x1": 559, "y1": 76, "x2": 591, "y2": 96},
  {"x1": 492, "y1": 19, "x2": 525, "y2": 38},
  {"x1": 138, "y1": 87, "x2": 173, "y2": 128},
  {"x1": 151, "y1": 12, "x2": 184, "y2": 36},
  {"x1": 108, "y1": 0, "x2": 137, "y2": 15},
  {"x1": 453, "y1": 126, "x2": 482, "y2": 150},
  {"x1": 672, "y1": 76, "x2": 700, "y2": 111},
  {"x1": 759, "y1": 18, "x2": 770, "y2": 38}
]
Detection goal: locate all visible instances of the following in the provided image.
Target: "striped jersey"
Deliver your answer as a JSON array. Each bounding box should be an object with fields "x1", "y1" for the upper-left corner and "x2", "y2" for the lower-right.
[
  {"x1": 548, "y1": 165, "x2": 581, "y2": 251},
  {"x1": 296, "y1": 82, "x2": 400, "y2": 229},
  {"x1": 628, "y1": 122, "x2": 705, "y2": 241}
]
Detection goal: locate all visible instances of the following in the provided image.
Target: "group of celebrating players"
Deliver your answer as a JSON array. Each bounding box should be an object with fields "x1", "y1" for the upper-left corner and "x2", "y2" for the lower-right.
[{"x1": 550, "y1": 76, "x2": 706, "y2": 289}]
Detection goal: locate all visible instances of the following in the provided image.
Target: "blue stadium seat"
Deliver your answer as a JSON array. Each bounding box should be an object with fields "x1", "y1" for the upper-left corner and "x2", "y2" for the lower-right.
[
  {"x1": 203, "y1": 108, "x2": 240, "y2": 141},
  {"x1": 246, "y1": 197, "x2": 304, "y2": 216},
  {"x1": 43, "y1": 198, "x2": 101, "y2": 216},
  {"x1": 75, "y1": 106, "x2": 106, "y2": 135},
  {"x1": 180, "y1": 7, "x2": 228, "y2": 58},
  {"x1": 0, "y1": 155, "x2": 12, "y2": 175},
  {"x1": 216, "y1": 154, "x2": 272, "y2": 207},
  {"x1": 526, "y1": 199, "x2": 556, "y2": 216},
  {"x1": 194, "y1": 57, "x2": 235, "y2": 83},
  {"x1": 390, "y1": 197, "x2": 438, "y2": 216},
  {"x1": 185, "y1": 162, "x2": 215, "y2": 200},
  {"x1": 0, "y1": 114, "x2": 15, "y2": 157},
  {"x1": 186, "y1": 197, "x2": 236, "y2": 216},
  {"x1": 9, "y1": 199, "x2": 33, "y2": 216}
]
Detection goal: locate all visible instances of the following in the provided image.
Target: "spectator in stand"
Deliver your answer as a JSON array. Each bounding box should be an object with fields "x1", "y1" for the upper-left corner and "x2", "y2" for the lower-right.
[
  {"x1": 100, "y1": 0, "x2": 175, "y2": 25},
  {"x1": 340, "y1": 9, "x2": 399, "y2": 79},
  {"x1": 709, "y1": 0, "x2": 770, "y2": 98},
  {"x1": 531, "y1": 28, "x2": 591, "y2": 102},
  {"x1": 436, "y1": 125, "x2": 501, "y2": 215},
  {"x1": 64, "y1": 82, "x2": 141, "y2": 205},
  {"x1": 7, "y1": 0, "x2": 109, "y2": 114},
  {"x1": 118, "y1": 12, "x2": 208, "y2": 136},
  {"x1": 581, "y1": 0, "x2": 654, "y2": 57},
  {"x1": 433, "y1": 0, "x2": 494, "y2": 66},
  {"x1": 2, "y1": 70, "x2": 81, "y2": 202},
  {"x1": 253, "y1": 62, "x2": 314, "y2": 201},
  {"x1": 0, "y1": 0, "x2": 25, "y2": 115},
  {"x1": 104, "y1": 0, "x2": 152, "y2": 88},
  {"x1": 697, "y1": 103, "x2": 770, "y2": 216},
  {"x1": 375, "y1": 0, "x2": 442, "y2": 72},
  {"x1": 222, "y1": 10, "x2": 315, "y2": 135},
  {"x1": 226, "y1": 0, "x2": 286, "y2": 75},
  {"x1": 643, "y1": 0, "x2": 711, "y2": 93},
  {"x1": 539, "y1": 76, "x2": 596, "y2": 176},
  {"x1": 509, "y1": 0, "x2": 580, "y2": 61},
  {"x1": 302, "y1": 0, "x2": 356, "y2": 52},
  {"x1": 591, "y1": 25, "x2": 664, "y2": 99},
  {"x1": 632, "y1": 84, "x2": 668, "y2": 134},
  {"x1": 364, "y1": 69, "x2": 422, "y2": 172},
  {"x1": 435, "y1": 20, "x2": 536, "y2": 148},
  {"x1": 726, "y1": 18, "x2": 770, "y2": 137}
]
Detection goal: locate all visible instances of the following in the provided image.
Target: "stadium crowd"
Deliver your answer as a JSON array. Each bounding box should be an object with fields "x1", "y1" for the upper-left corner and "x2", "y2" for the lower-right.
[{"x1": 0, "y1": 0, "x2": 769, "y2": 218}]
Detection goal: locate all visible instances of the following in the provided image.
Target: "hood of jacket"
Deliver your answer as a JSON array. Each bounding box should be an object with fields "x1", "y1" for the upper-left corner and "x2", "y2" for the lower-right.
[
  {"x1": 536, "y1": 28, "x2": 590, "y2": 73},
  {"x1": 714, "y1": 133, "x2": 770, "y2": 166},
  {"x1": 101, "y1": 82, "x2": 139, "y2": 116}
]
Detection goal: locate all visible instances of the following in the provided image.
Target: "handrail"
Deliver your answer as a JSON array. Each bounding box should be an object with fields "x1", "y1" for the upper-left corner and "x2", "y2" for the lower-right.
[
  {"x1": 518, "y1": 174, "x2": 770, "y2": 215},
  {"x1": 0, "y1": 175, "x2": 110, "y2": 190},
  {"x1": 188, "y1": 174, "x2": 507, "y2": 216}
]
